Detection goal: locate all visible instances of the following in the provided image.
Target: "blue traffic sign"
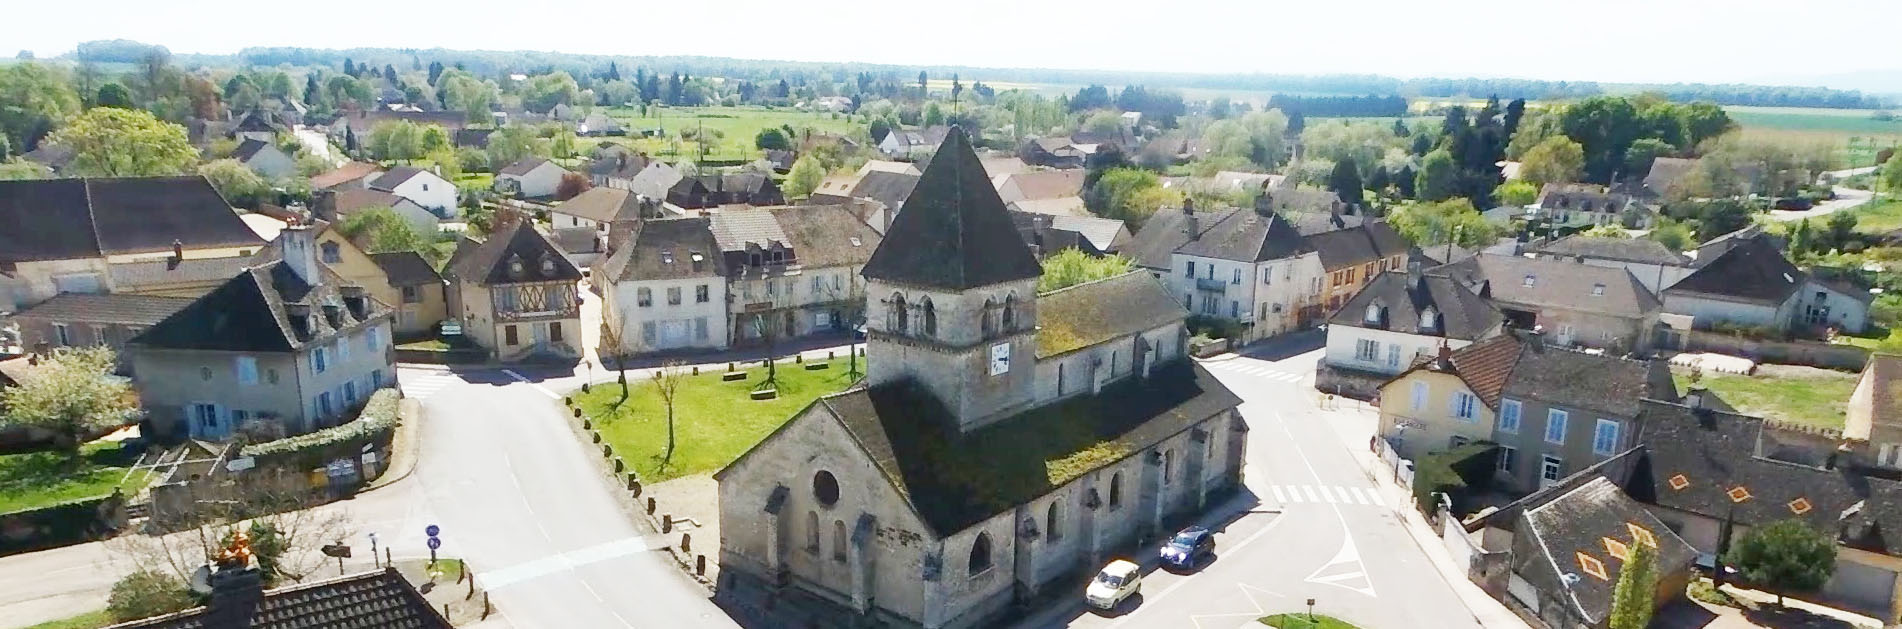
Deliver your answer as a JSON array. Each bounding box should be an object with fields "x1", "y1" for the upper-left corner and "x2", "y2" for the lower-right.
[
  {"x1": 425, "y1": 525, "x2": 440, "y2": 537},
  {"x1": 427, "y1": 537, "x2": 441, "y2": 550}
]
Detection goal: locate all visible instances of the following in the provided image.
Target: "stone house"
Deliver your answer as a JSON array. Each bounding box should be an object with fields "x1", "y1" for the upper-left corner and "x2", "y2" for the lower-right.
[
  {"x1": 444, "y1": 218, "x2": 584, "y2": 362},
  {"x1": 1534, "y1": 183, "x2": 1650, "y2": 228},
  {"x1": 877, "y1": 125, "x2": 949, "y2": 158},
  {"x1": 1663, "y1": 230, "x2": 1870, "y2": 336},
  {"x1": 598, "y1": 217, "x2": 730, "y2": 354},
  {"x1": 108, "y1": 254, "x2": 262, "y2": 299},
  {"x1": 585, "y1": 147, "x2": 649, "y2": 189},
  {"x1": 1437, "y1": 254, "x2": 1661, "y2": 353},
  {"x1": 1292, "y1": 212, "x2": 1409, "y2": 316},
  {"x1": 718, "y1": 205, "x2": 882, "y2": 345},
  {"x1": 1323, "y1": 265, "x2": 1503, "y2": 377},
  {"x1": 127, "y1": 224, "x2": 395, "y2": 441},
  {"x1": 714, "y1": 129, "x2": 1246, "y2": 629},
  {"x1": 367, "y1": 252, "x2": 446, "y2": 337},
  {"x1": 1845, "y1": 354, "x2": 1902, "y2": 470},
  {"x1": 495, "y1": 158, "x2": 569, "y2": 199},
  {"x1": 808, "y1": 171, "x2": 920, "y2": 234},
  {"x1": 0, "y1": 176, "x2": 265, "y2": 313},
  {"x1": 1160, "y1": 198, "x2": 1321, "y2": 343},
  {"x1": 1530, "y1": 235, "x2": 1693, "y2": 293},
  {"x1": 992, "y1": 170, "x2": 1085, "y2": 206},
  {"x1": 667, "y1": 173, "x2": 785, "y2": 210},
  {"x1": 231, "y1": 138, "x2": 297, "y2": 180}
]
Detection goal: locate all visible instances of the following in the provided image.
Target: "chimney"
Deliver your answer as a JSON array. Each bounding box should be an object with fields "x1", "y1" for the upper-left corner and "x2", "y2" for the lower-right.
[
  {"x1": 1407, "y1": 257, "x2": 1424, "y2": 287},
  {"x1": 1181, "y1": 198, "x2": 1199, "y2": 238},
  {"x1": 278, "y1": 222, "x2": 321, "y2": 285},
  {"x1": 205, "y1": 532, "x2": 265, "y2": 628},
  {"x1": 312, "y1": 189, "x2": 338, "y2": 222},
  {"x1": 1254, "y1": 191, "x2": 1272, "y2": 217},
  {"x1": 1437, "y1": 341, "x2": 1453, "y2": 363}
]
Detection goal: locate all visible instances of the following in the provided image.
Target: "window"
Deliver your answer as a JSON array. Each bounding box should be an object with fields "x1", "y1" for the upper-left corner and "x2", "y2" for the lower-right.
[
  {"x1": 694, "y1": 317, "x2": 708, "y2": 340},
  {"x1": 1200, "y1": 296, "x2": 1217, "y2": 315},
  {"x1": 235, "y1": 356, "x2": 258, "y2": 385},
  {"x1": 695, "y1": 284, "x2": 709, "y2": 303},
  {"x1": 336, "y1": 338, "x2": 348, "y2": 362},
  {"x1": 1545, "y1": 409, "x2": 1569, "y2": 444},
  {"x1": 968, "y1": 533, "x2": 993, "y2": 574},
  {"x1": 1591, "y1": 283, "x2": 1605, "y2": 296},
  {"x1": 1163, "y1": 450, "x2": 1174, "y2": 484},
  {"x1": 200, "y1": 366, "x2": 213, "y2": 381},
  {"x1": 1411, "y1": 381, "x2": 1429, "y2": 411},
  {"x1": 833, "y1": 520, "x2": 848, "y2": 562},
  {"x1": 1386, "y1": 343, "x2": 1401, "y2": 369},
  {"x1": 1522, "y1": 274, "x2": 1536, "y2": 287},
  {"x1": 505, "y1": 325, "x2": 519, "y2": 345},
  {"x1": 1184, "y1": 295, "x2": 1192, "y2": 310},
  {"x1": 1232, "y1": 269, "x2": 1242, "y2": 285},
  {"x1": 1109, "y1": 472, "x2": 1123, "y2": 508},
  {"x1": 812, "y1": 471, "x2": 840, "y2": 506},
  {"x1": 921, "y1": 297, "x2": 937, "y2": 337},
  {"x1": 637, "y1": 288, "x2": 652, "y2": 307},
  {"x1": 320, "y1": 242, "x2": 341, "y2": 264},
  {"x1": 367, "y1": 326, "x2": 381, "y2": 351},
  {"x1": 267, "y1": 369, "x2": 279, "y2": 385},
  {"x1": 550, "y1": 322, "x2": 563, "y2": 342},
  {"x1": 1498, "y1": 446, "x2": 1518, "y2": 473},
  {"x1": 1453, "y1": 392, "x2": 1478, "y2": 421},
  {"x1": 766, "y1": 281, "x2": 776, "y2": 296},
  {"x1": 1420, "y1": 307, "x2": 1437, "y2": 330},
  {"x1": 806, "y1": 511, "x2": 820, "y2": 552},
  {"x1": 1499, "y1": 399, "x2": 1522, "y2": 433},
  {"x1": 1541, "y1": 456, "x2": 1563, "y2": 483},
  {"x1": 667, "y1": 286, "x2": 681, "y2": 305},
  {"x1": 811, "y1": 275, "x2": 823, "y2": 294},
  {"x1": 1229, "y1": 300, "x2": 1239, "y2": 318},
  {"x1": 1184, "y1": 261, "x2": 1195, "y2": 278},
  {"x1": 1355, "y1": 339, "x2": 1379, "y2": 362},
  {"x1": 1001, "y1": 295, "x2": 1016, "y2": 331},
  {"x1": 318, "y1": 392, "x2": 334, "y2": 417},
  {"x1": 53, "y1": 323, "x2": 71, "y2": 346},
  {"x1": 1364, "y1": 303, "x2": 1382, "y2": 325},
  {"x1": 344, "y1": 381, "x2": 357, "y2": 405},
  {"x1": 401, "y1": 285, "x2": 421, "y2": 303},
  {"x1": 1880, "y1": 443, "x2": 1901, "y2": 468},
  {"x1": 641, "y1": 321, "x2": 656, "y2": 344},
  {"x1": 312, "y1": 347, "x2": 328, "y2": 373},
  {"x1": 1593, "y1": 419, "x2": 1621, "y2": 456},
  {"x1": 1262, "y1": 266, "x2": 1272, "y2": 285},
  {"x1": 1046, "y1": 502, "x2": 1062, "y2": 541},
  {"x1": 889, "y1": 293, "x2": 909, "y2": 333}
]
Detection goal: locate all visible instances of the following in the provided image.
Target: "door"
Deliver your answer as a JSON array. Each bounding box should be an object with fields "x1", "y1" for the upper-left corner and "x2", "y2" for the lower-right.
[
  {"x1": 189, "y1": 403, "x2": 224, "y2": 440},
  {"x1": 1555, "y1": 324, "x2": 1576, "y2": 346},
  {"x1": 658, "y1": 320, "x2": 691, "y2": 348},
  {"x1": 531, "y1": 322, "x2": 549, "y2": 345}
]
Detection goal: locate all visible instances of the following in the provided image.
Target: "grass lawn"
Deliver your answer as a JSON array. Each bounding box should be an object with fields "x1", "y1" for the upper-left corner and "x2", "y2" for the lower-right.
[
  {"x1": 1672, "y1": 367, "x2": 1858, "y2": 429},
  {"x1": 453, "y1": 173, "x2": 493, "y2": 190},
  {"x1": 1260, "y1": 613, "x2": 1361, "y2": 629},
  {"x1": 22, "y1": 610, "x2": 112, "y2": 629},
  {"x1": 0, "y1": 441, "x2": 152, "y2": 514},
  {"x1": 577, "y1": 361, "x2": 858, "y2": 482},
  {"x1": 1850, "y1": 198, "x2": 1902, "y2": 235},
  {"x1": 598, "y1": 105, "x2": 862, "y2": 162}
]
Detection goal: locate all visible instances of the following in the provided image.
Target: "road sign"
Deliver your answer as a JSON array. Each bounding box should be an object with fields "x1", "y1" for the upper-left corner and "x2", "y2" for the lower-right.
[
  {"x1": 427, "y1": 537, "x2": 441, "y2": 550},
  {"x1": 425, "y1": 524, "x2": 440, "y2": 537}
]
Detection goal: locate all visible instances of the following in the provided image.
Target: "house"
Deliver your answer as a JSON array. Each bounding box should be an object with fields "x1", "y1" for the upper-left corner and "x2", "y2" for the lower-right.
[
  {"x1": 231, "y1": 138, "x2": 296, "y2": 180},
  {"x1": 1162, "y1": 198, "x2": 1322, "y2": 342},
  {"x1": 1534, "y1": 184, "x2": 1649, "y2": 228},
  {"x1": 623, "y1": 161, "x2": 685, "y2": 200},
  {"x1": 597, "y1": 217, "x2": 729, "y2": 354},
  {"x1": 368, "y1": 166, "x2": 457, "y2": 215},
  {"x1": 367, "y1": 252, "x2": 446, "y2": 336},
  {"x1": 717, "y1": 205, "x2": 881, "y2": 344},
  {"x1": 106, "y1": 540, "x2": 448, "y2": 629},
  {"x1": 1844, "y1": 354, "x2": 1902, "y2": 471},
  {"x1": 585, "y1": 146, "x2": 649, "y2": 189},
  {"x1": 313, "y1": 188, "x2": 439, "y2": 235},
  {"x1": 446, "y1": 217, "x2": 584, "y2": 362},
  {"x1": 858, "y1": 160, "x2": 921, "y2": 176},
  {"x1": 1007, "y1": 211, "x2": 1129, "y2": 254},
  {"x1": 993, "y1": 170, "x2": 1086, "y2": 206},
  {"x1": 1293, "y1": 211, "x2": 1410, "y2": 314},
  {"x1": 714, "y1": 129, "x2": 1246, "y2": 629},
  {"x1": 1323, "y1": 265, "x2": 1504, "y2": 378},
  {"x1": 309, "y1": 161, "x2": 382, "y2": 191},
  {"x1": 1437, "y1": 254, "x2": 1662, "y2": 353},
  {"x1": 9, "y1": 293, "x2": 193, "y2": 359},
  {"x1": 808, "y1": 170, "x2": 921, "y2": 233},
  {"x1": 550, "y1": 186, "x2": 659, "y2": 233},
  {"x1": 495, "y1": 158, "x2": 569, "y2": 199},
  {"x1": 127, "y1": 224, "x2": 394, "y2": 441},
  {"x1": 452, "y1": 128, "x2": 494, "y2": 149},
  {"x1": 0, "y1": 176, "x2": 265, "y2": 313},
  {"x1": 577, "y1": 111, "x2": 625, "y2": 136},
  {"x1": 109, "y1": 254, "x2": 262, "y2": 299},
  {"x1": 1019, "y1": 136, "x2": 1092, "y2": 169},
  {"x1": 1375, "y1": 333, "x2": 1675, "y2": 493},
  {"x1": 763, "y1": 149, "x2": 798, "y2": 173},
  {"x1": 1006, "y1": 197, "x2": 1090, "y2": 218},
  {"x1": 876, "y1": 125, "x2": 949, "y2": 158},
  {"x1": 1531, "y1": 235, "x2": 1692, "y2": 293},
  {"x1": 229, "y1": 109, "x2": 287, "y2": 143},
  {"x1": 1662, "y1": 229, "x2": 1870, "y2": 335},
  {"x1": 667, "y1": 173, "x2": 785, "y2": 209},
  {"x1": 1010, "y1": 213, "x2": 1103, "y2": 259},
  {"x1": 1209, "y1": 171, "x2": 1284, "y2": 193},
  {"x1": 305, "y1": 223, "x2": 433, "y2": 336},
  {"x1": 332, "y1": 110, "x2": 467, "y2": 142}
]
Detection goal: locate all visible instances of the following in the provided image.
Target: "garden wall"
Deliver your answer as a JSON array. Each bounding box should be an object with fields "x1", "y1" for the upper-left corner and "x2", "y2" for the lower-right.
[
  {"x1": 1681, "y1": 330, "x2": 1869, "y2": 371},
  {"x1": 394, "y1": 347, "x2": 489, "y2": 364},
  {"x1": 0, "y1": 491, "x2": 127, "y2": 556}
]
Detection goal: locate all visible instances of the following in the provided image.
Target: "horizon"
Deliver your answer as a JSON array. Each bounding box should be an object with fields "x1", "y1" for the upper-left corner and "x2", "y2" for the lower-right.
[{"x1": 11, "y1": 0, "x2": 1902, "y2": 95}]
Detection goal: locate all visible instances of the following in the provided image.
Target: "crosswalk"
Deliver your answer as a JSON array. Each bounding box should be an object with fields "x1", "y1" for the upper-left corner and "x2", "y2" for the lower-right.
[
  {"x1": 1202, "y1": 360, "x2": 1307, "y2": 384},
  {"x1": 399, "y1": 372, "x2": 460, "y2": 400},
  {"x1": 1270, "y1": 484, "x2": 1388, "y2": 508}
]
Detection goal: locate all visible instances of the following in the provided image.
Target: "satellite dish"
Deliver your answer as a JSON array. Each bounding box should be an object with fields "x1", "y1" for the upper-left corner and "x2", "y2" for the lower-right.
[{"x1": 188, "y1": 564, "x2": 214, "y2": 595}]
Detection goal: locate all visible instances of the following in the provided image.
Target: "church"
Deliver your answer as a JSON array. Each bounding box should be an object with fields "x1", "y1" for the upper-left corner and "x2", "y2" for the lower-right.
[{"x1": 714, "y1": 128, "x2": 1248, "y2": 629}]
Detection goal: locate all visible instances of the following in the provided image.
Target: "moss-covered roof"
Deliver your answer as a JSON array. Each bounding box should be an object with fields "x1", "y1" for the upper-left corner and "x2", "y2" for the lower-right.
[
  {"x1": 1035, "y1": 271, "x2": 1186, "y2": 359},
  {"x1": 819, "y1": 359, "x2": 1240, "y2": 536}
]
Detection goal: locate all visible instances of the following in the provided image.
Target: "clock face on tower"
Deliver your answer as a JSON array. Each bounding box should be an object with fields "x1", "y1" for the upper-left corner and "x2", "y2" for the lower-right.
[{"x1": 990, "y1": 342, "x2": 1011, "y2": 376}]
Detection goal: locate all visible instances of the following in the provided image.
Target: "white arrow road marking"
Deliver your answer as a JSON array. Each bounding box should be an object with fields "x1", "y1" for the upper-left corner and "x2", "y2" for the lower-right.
[{"x1": 1304, "y1": 534, "x2": 1378, "y2": 597}]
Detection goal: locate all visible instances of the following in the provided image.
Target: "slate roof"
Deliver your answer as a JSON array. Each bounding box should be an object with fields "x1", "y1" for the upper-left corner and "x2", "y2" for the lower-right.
[
  {"x1": 1123, "y1": 205, "x2": 1240, "y2": 270},
  {"x1": 1441, "y1": 254, "x2": 1660, "y2": 319},
  {"x1": 1035, "y1": 271, "x2": 1185, "y2": 359},
  {"x1": 1847, "y1": 354, "x2": 1902, "y2": 441},
  {"x1": 1008, "y1": 211, "x2": 1128, "y2": 253},
  {"x1": 498, "y1": 158, "x2": 552, "y2": 177},
  {"x1": 9, "y1": 293, "x2": 194, "y2": 326},
  {"x1": 553, "y1": 187, "x2": 647, "y2": 223},
  {"x1": 309, "y1": 162, "x2": 381, "y2": 190},
  {"x1": 1627, "y1": 400, "x2": 1902, "y2": 555},
  {"x1": 369, "y1": 166, "x2": 431, "y2": 191},
  {"x1": 597, "y1": 217, "x2": 721, "y2": 283},
  {"x1": 453, "y1": 128, "x2": 494, "y2": 148},
  {"x1": 108, "y1": 567, "x2": 449, "y2": 629},
  {"x1": 769, "y1": 205, "x2": 882, "y2": 269},
  {"x1": 367, "y1": 251, "x2": 442, "y2": 287},
  {"x1": 439, "y1": 236, "x2": 484, "y2": 283},
  {"x1": 805, "y1": 359, "x2": 1239, "y2": 536},
  {"x1": 131, "y1": 260, "x2": 389, "y2": 353},
  {"x1": 1536, "y1": 183, "x2": 1632, "y2": 213},
  {"x1": 627, "y1": 162, "x2": 686, "y2": 200},
  {"x1": 1536, "y1": 235, "x2": 1688, "y2": 266},
  {"x1": 1501, "y1": 337, "x2": 1676, "y2": 418},
  {"x1": 1330, "y1": 271, "x2": 1502, "y2": 341},
  {"x1": 330, "y1": 189, "x2": 408, "y2": 216},
  {"x1": 110, "y1": 255, "x2": 262, "y2": 291},
  {"x1": 453, "y1": 220, "x2": 583, "y2": 286},
  {"x1": 1516, "y1": 477, "x2": 1697, "y2": 626},
  {"x1": 0, "y1": 176, "x2": 264, "y2": 264},
  {"x1": 232, "y1": 138, "x2": 273, "y2": 161},
  {"x1": 1179, "y1": 207, "x2": 1307, "y2": 262},
  {"x1": 1008, "y1": 197, "x2": 1090, "y2": 218},
  {"x1": 861, "y1": 128, "x2": 1044, "y2": 291},
  {"x1": 849, "y1": 171, "x2": 921, "y2": 211},
  {"x1": 1000, "y1": 170, "x2": 1086, "y2": 201},
  {"x1": 1299, "y1": 219, "x2": 1408, "y2": 270},
  {"x1": 586, "y1": 151, "x2": 648, "y2": 180},
  {"x1": 709, "y1": 208, "x2": 791, "y2": 252},
  {"x1": 1666, "y1": 235, "x2": 1804, "y2": 305}
]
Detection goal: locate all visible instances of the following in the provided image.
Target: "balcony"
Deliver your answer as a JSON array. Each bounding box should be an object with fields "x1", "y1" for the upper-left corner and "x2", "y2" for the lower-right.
[{"x1": 1195, "y1": 278, "x2": 1229, "y2": 293}]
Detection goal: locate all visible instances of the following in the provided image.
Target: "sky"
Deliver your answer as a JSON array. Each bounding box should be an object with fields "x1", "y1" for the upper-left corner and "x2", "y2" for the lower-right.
[{"x1": 12, "y1": 0, "x2": 1902, "y2": 92}]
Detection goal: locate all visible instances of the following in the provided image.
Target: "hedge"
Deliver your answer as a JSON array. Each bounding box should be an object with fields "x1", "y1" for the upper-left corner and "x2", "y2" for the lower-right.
[
  {"x1": 0, "y1": 490, "x2": 125, "y2": 555},
  {"x1": 1411, "y1": 442, "x2": 1499, "y2": 512},
  {"x1": 242, "y1": 389, "x2": 399, "y2": 470}
]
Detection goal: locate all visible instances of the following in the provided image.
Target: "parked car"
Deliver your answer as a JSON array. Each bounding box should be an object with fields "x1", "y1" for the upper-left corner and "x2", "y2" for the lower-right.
[
  {"x1": 1773, "y1": 197, "x2": 1813, "y2": 211},
  {"x1": 1160, "y1": 525, "x2": 1215, "y2": 570},
  {"x1": 1085, "y1": 559, "x2": 1142, "y2": 611}
]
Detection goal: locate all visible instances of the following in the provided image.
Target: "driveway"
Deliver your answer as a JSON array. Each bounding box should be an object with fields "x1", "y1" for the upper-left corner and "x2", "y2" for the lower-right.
[{"x1": 1763, "y1": 186, "x2": 1874, "y2": 223}]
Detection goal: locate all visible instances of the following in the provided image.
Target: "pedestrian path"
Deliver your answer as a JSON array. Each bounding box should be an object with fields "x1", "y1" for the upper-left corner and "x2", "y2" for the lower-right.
[
  {"x1": 1202, "y1": 360, "x2": 1307, "y2": 384},
  {"x1": 1269, "y1": 484, "x2": 1387, "y2": 507},
  {"x1": 400, "y1": 372, "x2": 460, "y2": 400}
]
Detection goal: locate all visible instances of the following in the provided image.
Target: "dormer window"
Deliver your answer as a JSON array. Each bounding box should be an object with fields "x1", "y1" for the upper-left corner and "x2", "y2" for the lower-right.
[
  {"x1": 1363, "y1": 303, "x2": 1383, "y2": 325},
  {"x1": 1420, "y1": 307, "x2": 1438, "y2": 330},
  {"x1": 508, "y1": 256, "x2": 525, "y2": 279},
  {"x1": 1591, "y1": 283, "x2": 1605, "y2": 296},
  {"x1": 661, "y1": 250, "x2": 675, "y2": 265},
  {"x1": 1522, "y1": 274, "x2": 1536, "y2": 287},
  {"x1": 750, "y1": 252, "x2": 762, "y2": 267}
]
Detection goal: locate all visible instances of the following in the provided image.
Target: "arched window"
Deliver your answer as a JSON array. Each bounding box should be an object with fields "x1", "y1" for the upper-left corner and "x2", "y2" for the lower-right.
[
  {"x1": 968, "y1": 532, "x2": 993, "y2": 574},
  {"x1": 980, "y1": 297, "x2": 996, "y2": 336},
  {"x1": 812, "y1": 471, "x2": 839, "y2": 507},
  {"x1": 1420, "y1": 307, "x2": 1438, "y2": 330},
  {"x1": 1001, "y1": 294, "x2": 1017, "y2": 331},
  {"x1": 889, "y1": 292, "x2": 909, "y2": 334},
  {"x1": 921, "y1": 296, "x2": 937, "y2": 337},
  {"x1": 1109, "y1": 472, "x2": 1123, "y2": 508},
  {"x1": 1364, "y1": 302, "x2": 1383, "y2": 325},
  {"x1": 832, "y1": 520, "x2": 848, "y2": 562},
  {"x1": 1163, "y1": 450, "x2": 1174, "y2": 484},
  {"x1": 1046, "y1": 502, "x2": 1062, "y2": 541},
  {"x1": 806, "y1": 511, "x2": 820, "y2": 552}
]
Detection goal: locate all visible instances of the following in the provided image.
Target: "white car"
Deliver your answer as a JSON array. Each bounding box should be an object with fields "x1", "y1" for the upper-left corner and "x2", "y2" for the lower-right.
[{"x1": 1085, "y1": 559, "x2": 1142, "y2": 611}]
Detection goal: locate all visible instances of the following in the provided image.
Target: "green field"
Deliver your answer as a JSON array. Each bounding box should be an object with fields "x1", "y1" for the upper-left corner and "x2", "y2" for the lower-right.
[
  {"x1": 1672, "y1": 368, "x2": 1858, "y2": 430},
  {"x1": 600, "y1": 106, "x2": 863, "y2": 162},
  {"x1": 0, "y1": 441, "x2": 152, "y2": 514},
  {"x1": 1727, "y1": 105, "x2": 1902, "y2": 168},
  {"x1": 1850, "y1": 198, "x2": 1902, "y2": 235}
]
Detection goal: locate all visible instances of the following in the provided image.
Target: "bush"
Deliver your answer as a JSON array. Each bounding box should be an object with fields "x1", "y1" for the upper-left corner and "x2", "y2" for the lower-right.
[
  {"x1": 1186, "y1": 315, "x2": 1243, "y2": 340},
  {"x1": 107, "y1": 570, "x2": 196, "y2": 622},
  {"x1": 242, "y1": 389, "x2": 398, "y2": 469},
  {"x1": 1411, "y1": 442, "x2": 1499, "y2": 510}
]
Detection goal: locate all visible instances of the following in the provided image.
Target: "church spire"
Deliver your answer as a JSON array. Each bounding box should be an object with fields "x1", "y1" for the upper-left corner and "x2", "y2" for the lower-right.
[{"x1": 860, "y1": 126, "x2": 1042, "y2": 291}]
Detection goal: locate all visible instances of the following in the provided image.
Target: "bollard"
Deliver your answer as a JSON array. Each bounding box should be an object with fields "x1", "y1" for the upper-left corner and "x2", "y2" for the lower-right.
[
  {"x1": 630, "y1": 480, "x2": 643, "y2": 498},
  {"x1": 795, "y1": 354, "x2": 802, "y2": 363},
  {"x1": 828, "y1": 351, "x2": 835, "y2": 359},
  {"x1": 613, "y1": 458, "x2": 625, "y2": 473},
  {"x1": 662, "y1": 514, "x2": 673, "y2": 533},
  {"x1": 696, "y1": 554, "x2": 707, "y2": 575},
  {"x1": 591, "y1": 431, "x2": 601, "y2": 444},
  {"x1": 581, "y1": 382, "x2": 590, "y2": 393},
  {"x1": 727, "y1": 362, "x2": 734, "y2": 371},
  {"x1": 693, "y1": 366, "x2": 700, "y2": 375},
  {"x1": 564, "y1": 396, "x2": 573, "y2": 406},
  {"x1": 573, "y1": 407, "x2": 582, "y2": 419},
  {"x1": 582, "y1": 417, "x2": 591, "y2": 430},
  {"x1": 653, "y1": 370, "x2": 662, "y2": 379},
  {"x1": 626, "y1": 473, "x2": 638, "y2": 489},
  {"x1": 646, "y1": 497, "x2": 656, "y2": 513},
  {"x1": 681, "y1": 532, "x2": 692, "y2": 552},
  {"x1": 602, "y1": 444, "x2": 613, "y2": 458}
]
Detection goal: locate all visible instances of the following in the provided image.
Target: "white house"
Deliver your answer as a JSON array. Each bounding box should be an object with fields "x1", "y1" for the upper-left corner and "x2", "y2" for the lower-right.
[
  {"x1": 1155, "y1": 201, "x2": 1327, "y2": 343},
  {"x1": 368, "y1": 166, "x2": 457, "y2": 216},
  {"x1": 1323, "y1": 266, "x2": 1505, "y2": 376},
  {"x1": 495, "y1": 158, "x2": 569, "y2": 199},
  {"x1": 232, "y1": 139, "x2": 297, "y2": 180},
  {"x1": 876, "y1": 125, "x2": 949, "y2": 158},
  {"x1": 597, "y1": 217, "x2": 730, "y2": 353}
]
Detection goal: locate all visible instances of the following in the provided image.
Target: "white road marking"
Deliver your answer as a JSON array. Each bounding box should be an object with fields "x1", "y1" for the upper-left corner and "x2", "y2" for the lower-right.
[
  {"x1": 1336, "y1": 487, "x2": 1355, "y2": 503},
  {"x1": 1106, "y1": 516, "x2": 1291, "y2": 628},
  {"x1": 1311, "y1": 571, "x2": 1367, "y2": 583},
  {"x1": 478, "y1": 535, "x2": 655, "y2": 590},
  {"x1": 1187, "y1": 583, "x2": 1286, "y2": 629},
  {"x1": 1271, "y1": 485, "x2": 1286, "y2": 503},
  {"x1": 503, "y1": 369, "x2": 562, "y2": 399},
  {"x1": 1267, "y1": 406, "x2": 1381, "y2": 599},
  {"x1": 1302, "y1": 485, "x2": 1320, "y2": 502},
  {"x1": 400, "y1": 373, "x2": 458, "y2": 400},
  {"x1": 1350, "y1": 487, "x2": 1371, "y2": 504}
]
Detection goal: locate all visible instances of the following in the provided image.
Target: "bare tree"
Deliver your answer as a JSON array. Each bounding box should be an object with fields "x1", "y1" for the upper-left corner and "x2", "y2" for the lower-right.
[
  {"x1": 652, "y1": 360, "x2": 686, "y2": 472},
  {"x1": 113, "y1": 471, "x2": 357, "y2": 589},
  {"x1": 597, "y1": 310, "x2": 637, "y2": 407}
]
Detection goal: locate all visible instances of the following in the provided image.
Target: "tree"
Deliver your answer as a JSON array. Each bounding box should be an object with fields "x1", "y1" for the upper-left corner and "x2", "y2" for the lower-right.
[
  {"x1": 522, "y1": 72, "x2": 582, "y2": 112},
  {"x1": 1086, "y1": 167, "x2": 1177, "y2": 225},
  {"x1": 1038, "y1": 250, "x2": 1135, "y2": 292},
  {"x1": 554, "y1": 172, "x2": 591, "y2": 201},
  {"x1": 0, "y1": 346, "x2": 140, "y2": 459},
  {"x1": 1581, "y1": 224, "x2": 1632, "y2": 239},
  {"x1": 41, "y1": 107, "x2": 193, "y2": 177},
  {"x1": 1559, "y1": 96, "x2": 1641, "y2": 183},
  {"x1": 1648, "y1": 219, "x2": 1693, "y2": 252},
  {"x1": 549, "y1": 126, "x2": 576, "y2": 159},
  {"x1": 1726, "y1": 520, "x2": 1837, "y2": 606},
  {"x1": 652, "y1": 360, "x2": 686, "y2": 473},
  {"x1": 486, "y1": 125, "x2": 542, "y2": 168},
  {"x1": 1825, "y1": 210, "x2": 1859, "y2": 251},
  {"x1": 1608, "y1": 539, "x2": 1658, "y2": 629},
  {"x1": 94, "y1": 82, "x2": 135, "y2": 109},
  {"x1": 1327, "y1": 158, "x2": 1364, "y2": 207},
  {"x1": 922, "y1": 102, "x2": 945, "y2": 128},
  {"x1": 1622, "y1": 137, "x2": 1675, "y2": 178},
  {"x1": 107, "y1": 570, "x2": 196, "y2": 622},
  {"x1": 1687, "y1": 199, "x2": 1753, "y2": 242},
  {"x1": 0, "y1": 62, "x2": 82, "y2": 152},
  {"x1": 366, "y1": 120, "x2": 423, "y2": 162},
  {"x1": 198, "y1": 159, "x2": 270, "y2": 207},
  {"x1": 868, "y1": 118, "x2": 892, "y2": 144},
  {"x1": 754, "y1": 128, "x2": 791, "y2": 151},
  {"x1": 916, "y1": 71, "x2": 927, "y2": 96},
  {"x1": 419, "y1": 125, "x2": 450, "y2": 154},
  {"x1": 0, "y1": 158, "x2": 51, "y2": 180},
  {"x1": 784, "y1": 154, "x2": 825, "y2": 199},
  {"x1": 336, "y1": 207, "x2": 429, "y2": 255},
  {"x1": 1520, "y1": 136, "x2": 1586, "y2": 187},
  {"x1": 1391, "y1": 198, "x2": 1498, "y2": 248},
  {"x1": 1415, "y1": 149, "x2": 1460, "y2": 201},
  {"x1": 1880, "y1": 151, "x2": 1902, "y2": 195},
  {"x1": 1493, "y1": 180, "x2": 1539, "y2": 206}
]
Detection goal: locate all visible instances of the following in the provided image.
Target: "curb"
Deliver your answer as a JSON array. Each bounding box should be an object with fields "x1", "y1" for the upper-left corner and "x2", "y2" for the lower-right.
[{"x1": 364, "y1": 398, "x2": 424, "y2": 492}]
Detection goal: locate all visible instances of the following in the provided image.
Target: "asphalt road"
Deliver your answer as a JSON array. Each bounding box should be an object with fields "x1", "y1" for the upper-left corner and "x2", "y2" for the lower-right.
[
  {"x1": 1763, "y1": 185, "x2": 1874, "y2": 222},
  {"x1": 1013, "y1": 336, "x2": 1484, "y2": 629}
]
